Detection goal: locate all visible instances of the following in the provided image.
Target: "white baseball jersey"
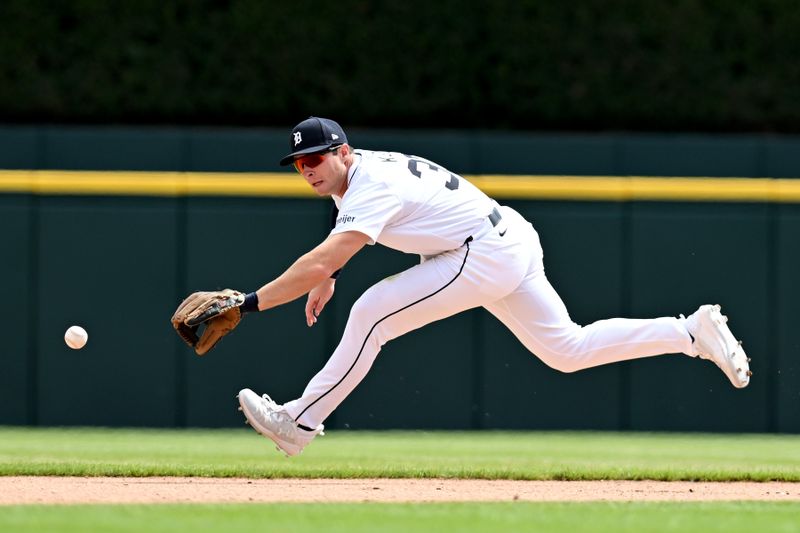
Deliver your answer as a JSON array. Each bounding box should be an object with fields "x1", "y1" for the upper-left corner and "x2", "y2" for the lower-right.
[{"x1": 330, "y1": 150, "x2": 497, "y2": 256}]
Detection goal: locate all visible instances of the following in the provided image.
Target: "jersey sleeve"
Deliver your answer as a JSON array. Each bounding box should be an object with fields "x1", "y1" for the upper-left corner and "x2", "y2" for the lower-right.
[{"x1": 329, "y1": 181, "x2": 402, "y2": 244}]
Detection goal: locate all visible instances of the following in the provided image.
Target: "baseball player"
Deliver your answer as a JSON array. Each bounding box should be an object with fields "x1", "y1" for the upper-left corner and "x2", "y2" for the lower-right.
[{"x1": 172, "y1": 117, "x2": 752, "y2": 457}]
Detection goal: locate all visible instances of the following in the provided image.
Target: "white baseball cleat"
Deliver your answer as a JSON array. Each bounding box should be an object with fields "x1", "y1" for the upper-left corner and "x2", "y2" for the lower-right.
[
  {"x1": 684, "y1": 304, "x2": 751, "y2": 388},
  {"x1": 237, "y1": 388, "x2": 323, "y2": 457}
]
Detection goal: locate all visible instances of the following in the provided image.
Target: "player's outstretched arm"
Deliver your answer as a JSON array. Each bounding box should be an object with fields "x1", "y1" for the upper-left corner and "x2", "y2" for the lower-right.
[{"x1": 255, "y1": 230, "x2": 369, "y2": 312}]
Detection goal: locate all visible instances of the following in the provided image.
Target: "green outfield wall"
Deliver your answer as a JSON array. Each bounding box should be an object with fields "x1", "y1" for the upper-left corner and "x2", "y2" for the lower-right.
[
  {"x1": 1, "y1": 126, "x2": 799, "y2": 432},
  {"x1": 1, "y1": 179, "x2": 798, "y2": 433},
  {"x1": 2, "y1": 125, "x2": 800, "y2": 177}
]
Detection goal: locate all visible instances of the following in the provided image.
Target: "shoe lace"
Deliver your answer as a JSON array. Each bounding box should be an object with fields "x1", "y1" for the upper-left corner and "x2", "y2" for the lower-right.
[
  {"x1": 257, "y1": 394, "x2": 296, "y2": 437},
  {"x1": 260, "y1": 393, "x2": 280, "y2": 409}
]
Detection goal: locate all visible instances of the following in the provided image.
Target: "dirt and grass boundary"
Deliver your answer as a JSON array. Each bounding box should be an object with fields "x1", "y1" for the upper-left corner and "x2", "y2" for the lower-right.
[{"x1": 3, "y1": 477, "x2": 800, "y2": 505}]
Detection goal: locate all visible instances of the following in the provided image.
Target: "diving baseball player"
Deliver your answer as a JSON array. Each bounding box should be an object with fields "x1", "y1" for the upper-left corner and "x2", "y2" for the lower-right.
[{"x1": 171, "y1": 117, "x2": 752, "y2": 457}]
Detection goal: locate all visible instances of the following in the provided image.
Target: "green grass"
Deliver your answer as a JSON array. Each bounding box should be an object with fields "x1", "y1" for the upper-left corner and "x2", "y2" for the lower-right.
[
  {"x1": 1, "y1": 502, "x2": 799, "y2": 533},
  {"x1": 2, "y1": 427, "x2": 800, "y2": 481}
]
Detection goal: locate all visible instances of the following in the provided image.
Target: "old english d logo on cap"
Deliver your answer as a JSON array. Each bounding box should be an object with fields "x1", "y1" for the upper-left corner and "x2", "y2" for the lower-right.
[{"x1": 279, "y1": 117, "x2": 348, "y2": 166}]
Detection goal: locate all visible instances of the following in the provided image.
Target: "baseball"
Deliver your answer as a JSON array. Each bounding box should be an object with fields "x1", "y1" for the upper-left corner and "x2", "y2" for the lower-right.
[{"x1": 64, "y1": 325, "x2": 88, "y2": 350}]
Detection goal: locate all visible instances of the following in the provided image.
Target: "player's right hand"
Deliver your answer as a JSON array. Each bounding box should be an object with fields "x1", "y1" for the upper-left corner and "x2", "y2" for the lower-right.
[{"x1": 305, "y1": 278, "x2": 336, "y2": 327}]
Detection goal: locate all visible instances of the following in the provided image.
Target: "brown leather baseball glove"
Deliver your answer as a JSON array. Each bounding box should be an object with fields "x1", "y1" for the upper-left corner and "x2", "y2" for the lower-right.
[{"x1": 171, "y1": 289, "x2": 245, "y2": 355}]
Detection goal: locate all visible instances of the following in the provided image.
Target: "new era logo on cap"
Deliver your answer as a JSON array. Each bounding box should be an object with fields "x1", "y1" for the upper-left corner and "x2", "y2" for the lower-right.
[{"x1": 279, "y1": 117, "x2": 348, "y2": 166}]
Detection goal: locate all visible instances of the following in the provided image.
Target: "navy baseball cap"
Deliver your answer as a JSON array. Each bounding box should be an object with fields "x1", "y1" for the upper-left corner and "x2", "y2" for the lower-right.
[{"x1": 279, "y1": 117, "x2": 348, "y2": 166}]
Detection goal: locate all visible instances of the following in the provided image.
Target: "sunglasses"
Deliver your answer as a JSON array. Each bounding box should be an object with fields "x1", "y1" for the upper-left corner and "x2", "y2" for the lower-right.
[{"x1": 293, "y1": 146, "x2": 340, "y2": 173}]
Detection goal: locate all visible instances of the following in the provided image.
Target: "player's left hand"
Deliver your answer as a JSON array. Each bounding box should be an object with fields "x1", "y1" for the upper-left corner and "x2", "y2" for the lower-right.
[
  {"x1": 305, "y1": 278, "x2": 336, "y2": 327},
  {"x1": 171, "y1": 289, "x2": 245, "y2": 355}
]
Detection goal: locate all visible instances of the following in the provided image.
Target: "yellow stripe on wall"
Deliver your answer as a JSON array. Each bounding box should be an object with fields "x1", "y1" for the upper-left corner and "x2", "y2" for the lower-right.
[
  {"x1": 2, "y1": 170, "x2": 800, "y2": 202},
  {"x1": 470, "y1": 175, "x2": 800, "y2": 202},
  {"x1": 0, "y1": 171, "x2": 316, "y2": 197}
]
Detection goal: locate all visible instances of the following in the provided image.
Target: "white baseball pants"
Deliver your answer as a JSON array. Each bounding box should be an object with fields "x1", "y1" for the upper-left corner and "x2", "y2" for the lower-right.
[{"x1": 284, "y1": 206, "x2": 694, "y2": 428}]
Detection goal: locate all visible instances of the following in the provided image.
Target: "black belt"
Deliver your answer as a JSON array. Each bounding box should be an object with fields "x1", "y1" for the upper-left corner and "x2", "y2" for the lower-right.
[{"x1": 488, "y1": 207, "x2": 502, "y2": 227}]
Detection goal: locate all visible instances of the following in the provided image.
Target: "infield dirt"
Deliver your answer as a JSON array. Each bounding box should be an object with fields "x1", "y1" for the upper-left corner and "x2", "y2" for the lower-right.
[{"x1": 2, "y1": 477, "x2": 799, "y2": 504}]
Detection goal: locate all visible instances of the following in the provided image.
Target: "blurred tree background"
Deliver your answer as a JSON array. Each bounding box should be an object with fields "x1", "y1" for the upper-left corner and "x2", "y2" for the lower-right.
[{"x1": 1, "y1": 0, "x2": 798, "y2": 131}]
